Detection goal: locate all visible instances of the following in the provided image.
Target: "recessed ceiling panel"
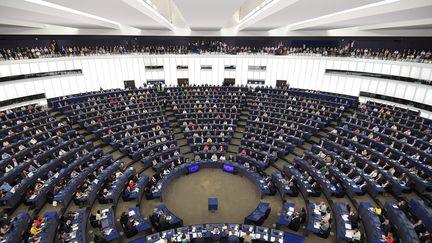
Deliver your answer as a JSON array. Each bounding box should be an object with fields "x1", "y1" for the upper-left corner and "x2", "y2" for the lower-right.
[
  {"x1": 305, "y1": 6, "x2": 432, "y2": 30},
  {"x1": 174, "y1": 0, "x2": 248, "y2": 30},
  {"x1": 0, "y1": 6, "x2": 106, "y2": 28},
  {"x1": 244, "y1": 0, "x2": 382, "y2": 30},
  {"x1": 44, "y1": 0, "x2": 168, "y2": 29}
]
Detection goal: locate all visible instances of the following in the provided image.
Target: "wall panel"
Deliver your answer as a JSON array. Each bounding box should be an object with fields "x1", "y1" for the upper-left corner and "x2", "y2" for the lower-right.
[{"x1": 0, "y1": 55, "x2": 430, "y2": 107}]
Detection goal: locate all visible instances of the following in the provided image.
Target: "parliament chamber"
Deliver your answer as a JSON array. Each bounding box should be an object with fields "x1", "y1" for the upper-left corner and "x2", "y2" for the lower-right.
[{"x1": 1, "y1": 1, "x2": 432, "y2": 243}]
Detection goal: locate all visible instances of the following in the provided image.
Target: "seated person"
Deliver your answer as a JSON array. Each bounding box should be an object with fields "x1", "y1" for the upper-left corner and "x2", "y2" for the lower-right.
[
  {"x1": 413, "y1": 219, "x2": 426, "y2": 234},
  {"x1": 289, "y1": 211, "x2": 302, "y2": 231},
  {"x1": 385, "y1": 232, "x2": 394, "y2": 243},
  {"x1": 318, "y1": 218, "x2": 331, "y2": 238},
  {"x1": 349, "y1": 210, "x2": 359, "y2": 229},
  {"x1": 240, "y1": 231, "x2": 254, "y2": 243},
  {"x1": 381, "y1": 219, "x2": 392, "y2": 235},
  {"x1": 227, "y1": 231, "x2": 239, "y2": 243},
  {"x1": 419, "y1": 231, "x2": 431, "y2": 242},
  {"x1": 318, "y1": 201, "x2": 327, "y2": 214},
  {"x1": 30, "y1": 223, "x2": 42, "y2": 236},
  {"x1": 351, "y1": 228, "x2": 361, "y2": 243}
]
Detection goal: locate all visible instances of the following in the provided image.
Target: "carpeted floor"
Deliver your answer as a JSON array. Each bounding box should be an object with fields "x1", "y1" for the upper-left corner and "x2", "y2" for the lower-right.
[{"x1": 162, "y1": 168, "x2": 263, "y2": 225}]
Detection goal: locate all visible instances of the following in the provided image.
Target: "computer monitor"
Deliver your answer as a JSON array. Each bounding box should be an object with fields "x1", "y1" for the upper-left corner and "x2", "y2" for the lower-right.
[
  {"x1": 223, "y1": 164, "x2": 235, "y2": 173},
  {"x1": 188, "y1": 164, "x2": 200, "y2": 173}
]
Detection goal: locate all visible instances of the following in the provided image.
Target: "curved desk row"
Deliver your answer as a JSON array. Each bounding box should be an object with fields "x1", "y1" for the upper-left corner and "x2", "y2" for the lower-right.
[
  {"x1": 100, "y1": 208, "x2": 121, "y2": 241},
  {"x1": 1, "y1": 212, "x2": 31, "y2": 243},
  {"x1": 153, "y1": 160, "x2": 272, "y2": 200},
  {"x1": 283, "y1": 165, "x2": 315, "y2": 199},
  {"x1": 131, "y1": 223, "x2": 305, "y2": 243},
  {"x1": 104, "y1": 167, "x2": 135, "y2": 205},
  {"x1": 384, "y1": 200, "x2": 419, "y2": 243},
  {"x1": 358, "y1": 202, "x2": 386, "y2": 243},
  {"x1": 51, "y1": 89, "x2": 157, "y2": 109},
  {"x1": 409, "y1": 199, "x2": 432, "y2": 232},
  {"x1": 276, "y1": 202, "x2": 296, "y2": 228},
  {"x1": 150, "y1": 204, "x2": 184, "y2": 232},
  {"x1": 123, "y1": 171, "x2": 149, "y2": 203},
  {"x1": 271, "y1": 171, "x2": 297, "y2": 198},
  {"x1": 244, "y1": 202, "x2": 271, "y2": 226}
]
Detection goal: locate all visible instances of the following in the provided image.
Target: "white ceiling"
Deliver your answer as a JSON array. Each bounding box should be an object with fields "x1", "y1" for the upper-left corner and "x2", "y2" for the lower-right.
[
  {"x1": 174, "y1": 0, "x2": 248, "y2": 30},
  {"x1": 44, "y1": 0, "x2": 165, "y2": 29},
  {"x1": 243, "y1": 0, "x2": 381, "y2": 30},
  {"x1": 0, "y1": 0, "x2": 431, "y2": 36}
]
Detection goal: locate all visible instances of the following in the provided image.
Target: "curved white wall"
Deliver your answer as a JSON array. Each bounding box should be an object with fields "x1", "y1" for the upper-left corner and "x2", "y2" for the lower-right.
[{"x1": 0, "y1": 55, "x2": 431, "y2": 106}]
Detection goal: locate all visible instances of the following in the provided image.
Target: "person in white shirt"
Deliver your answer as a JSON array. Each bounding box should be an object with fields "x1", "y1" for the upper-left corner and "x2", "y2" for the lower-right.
[
  {"x1": 352, "y1": 229, "x2": 361, "y2": 242},
  {"x1": 318, "y1": 202, "x2": 327, "y2": 214}
]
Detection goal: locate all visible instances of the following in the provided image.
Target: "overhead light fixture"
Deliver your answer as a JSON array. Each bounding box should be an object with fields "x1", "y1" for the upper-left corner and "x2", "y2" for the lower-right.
[
  {"x1": 122, "y1": 0, "x2": 175, "y2": 30},
  {"x1": 286, "y1": 0, "x2": 402, "y2": 31},
  {"x1": 24, "y1": 0, "x2": 121, "y2": 28},
  {"x1": 143, "y1": 0, "x2": 158, "y2": 11},
  {"x1": 139, "y1": 0, "x2": 174, "y2": 28},
  {"x1": 239, "y1": 0, "x2": 280, "y2": 24}
]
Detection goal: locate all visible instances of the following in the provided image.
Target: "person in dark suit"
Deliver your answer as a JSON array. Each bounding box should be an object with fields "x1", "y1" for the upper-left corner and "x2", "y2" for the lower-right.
[
  {"x1": 349, "y1": 210, "x2": 359, "y2": 229},
  {"x1": 413, "y1": 220, "x2": 426, "y2": 234},
  {"x1": 299, "y1": 208, "x2": 306, "y2": 224},
  {"x1": 125, "y1": 218, "x2": 135, "y2": 231},
  {"x1": 61, "y1": 219, "x2": 72, "y2": 233},
  {"x1": 120, "y1": 212, "x2": 128, "y2": 225},
  {"x1": 227, "y1": 232, "x2": 239, "y2": 243},
  {"x1": 397, "y1": 200, "x2": 408, "y2": 213},
  {"x1": 381, "y1": 219, "x2": 392, "y2": 235},
  {"x1": 419, "y1": 230, "x2": 431, "y2": 242},
  {"x1": 289, "y1": 212, "x2": 301, "y2": 231}
]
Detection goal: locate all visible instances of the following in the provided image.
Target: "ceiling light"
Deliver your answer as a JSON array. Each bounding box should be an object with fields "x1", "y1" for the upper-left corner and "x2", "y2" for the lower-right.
[
  {"x1": 239, "y1": 0, "x2": 280, "y2": 24},
  {"x1": 286, "y1": 0, "x2": 402, "y2": 31},
  {"x1": 24, "y1": 0, "x2": 121, "y2": 27},
  {"x1": 143, "y1": 0, "x2": 158, "y2": 10},
  {"x1": 126, "y1": 0, "x2": 174, "y2": 29}
]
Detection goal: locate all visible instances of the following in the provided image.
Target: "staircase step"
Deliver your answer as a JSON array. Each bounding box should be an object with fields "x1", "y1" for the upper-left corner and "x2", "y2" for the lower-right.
[
  {"x1": 93, "y1": 140, "x2": 104, "y2": 148},
  {"x1": 236, "y1": 126, "x2": 245, "y2": 132},
  {"x1": 180, "y1": 146, "x2": 191, "y2": 154},
  {"x1": 174, "y1": 133, "x2": 185, "y2": 139},
  {"x1": 112, "y1": 151, "x2": 126, "y2": 161},
  {"x1": 264, "y1": 165, "x2": 280, "y2": 174},
  {"x1": 309, "y1": 136, "x2": 320, "y2": 144},
  {"x1": 284, "y1": 154, "x2": 296, "y2": 164},
  {"x1": 227, "y1": 145, "x2": 239, "y2": 153},
  {"x1": 323, "y1": 127, "x2": 335, "y2": 132},
  {"x1": 85, "y1": 133, "x2": 96, "y2": 141},
  {"x1": 233, "y1": 132, "x2": 243, "y2": 139},
  {"x1": 230, "y1": 138, "x2": 241, "y2": 146},
  {"x1": 292, "y1": 147, "x2": 304, "y2": 156},
  {"x1": 177, "y1": 139, "x2": 188, "y2": 146},
  {"x1": 318, "y1": 131, "x2": 327, "y2": 136},
  {"x1": 300, "y1": 143, "x2": 312, "y2": 150},
  {"x1": 272, "y1": 159, "x2": 287, "y2": 170}
]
